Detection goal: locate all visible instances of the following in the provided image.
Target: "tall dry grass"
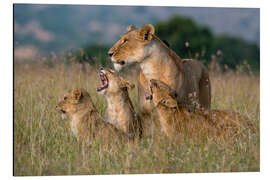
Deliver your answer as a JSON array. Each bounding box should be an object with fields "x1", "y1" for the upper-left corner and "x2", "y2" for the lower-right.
[{"x1": 14, "y1": 61, "x2": 259, "y2": 175}]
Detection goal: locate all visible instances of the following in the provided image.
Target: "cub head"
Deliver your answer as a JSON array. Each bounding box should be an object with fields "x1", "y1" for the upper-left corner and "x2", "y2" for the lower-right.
[
  {"x1": 146, "y1": 79, "x2": 178, "y2": 108},
  {"x1": 56, "y1": 88, "x2": 90, "y2": 118},
  {"x1": 96, "y1": 67, "x2": 135, "y2": 94},
  {"x1": 108, "y1": 24, "x2": 155, "y2": 71}
]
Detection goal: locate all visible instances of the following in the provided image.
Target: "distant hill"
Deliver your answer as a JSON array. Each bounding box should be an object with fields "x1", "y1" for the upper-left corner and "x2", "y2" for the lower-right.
[{"x1": 14, "y1": 4, "x2": 259, "y2": 55}]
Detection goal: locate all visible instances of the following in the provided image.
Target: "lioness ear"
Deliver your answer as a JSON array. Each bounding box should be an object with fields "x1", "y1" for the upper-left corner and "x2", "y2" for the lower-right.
[
  {"x1": 120, "y1": 77, "x2": 135, "y2": 90},
  {"x1": 127, "y1": 25, "x2": 137, "y2": 32},
  {"x1": 161, "y1": 98, "x2": 178, "y2": 108},
  {"x1": 137, "y1": 24, "x2": 155, "y2": 41},
  {"x1": 72, "y1": 88, "x2": 83, "y2": 100}
]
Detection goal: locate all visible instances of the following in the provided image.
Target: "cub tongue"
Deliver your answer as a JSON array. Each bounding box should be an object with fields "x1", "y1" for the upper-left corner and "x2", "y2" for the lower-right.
[
  {"x1": 145, "y1": 92, "x2": 152, "y2": 100},
  {"x1": 96, "y1": 84, "x2": 106, "y2": 91},
  {"x1": 96, "y1": 86, "x2": 103, "y2": 91},
  {"x1": 96, "y1": 80, "x2": 108, "y2": 92}
]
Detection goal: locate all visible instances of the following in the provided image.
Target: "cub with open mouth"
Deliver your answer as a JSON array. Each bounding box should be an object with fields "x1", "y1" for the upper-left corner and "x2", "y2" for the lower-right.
[{"x1": 97, "y1": 67, "x2": 142, "y2": 139}]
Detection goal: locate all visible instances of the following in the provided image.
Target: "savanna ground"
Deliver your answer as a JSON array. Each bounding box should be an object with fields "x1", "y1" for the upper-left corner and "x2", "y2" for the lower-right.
[{"x1": 14, "y1": 60, "x2": 260, "y2": 176}]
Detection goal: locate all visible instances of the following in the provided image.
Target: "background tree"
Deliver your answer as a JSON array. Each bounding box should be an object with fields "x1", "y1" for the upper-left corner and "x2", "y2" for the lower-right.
[{"x1": 155, "y1": 15, "x2": 260, "y2": 71}]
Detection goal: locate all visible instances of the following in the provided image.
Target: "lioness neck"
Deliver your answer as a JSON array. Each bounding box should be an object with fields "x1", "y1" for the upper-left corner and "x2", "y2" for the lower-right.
[
  {"x1": 140, "y1": 36, "x2": 183, "y2": 88},
  {"x1": 105, "y1": 91, "x2": 135, "y2": 134}
]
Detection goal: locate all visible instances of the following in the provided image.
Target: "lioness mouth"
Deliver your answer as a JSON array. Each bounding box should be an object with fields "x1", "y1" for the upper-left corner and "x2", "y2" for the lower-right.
[
  {"x1": 114, "y1": 61, "x2": 125, "y2": 65},
  {"x1": 97, "y1": 70, "x2": 109, "y2": 92},
  {"x1": 118, "y1": 61, "x2": 125, "y2": 65}
]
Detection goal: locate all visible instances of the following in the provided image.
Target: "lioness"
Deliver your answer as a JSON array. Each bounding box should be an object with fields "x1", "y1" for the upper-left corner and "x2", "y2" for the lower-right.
[
  {"x1": 56, "y1": 88, "x2": 132, "y2": 145},
  {"x1": 146, "y1": 79, "x2": 253, "y2": 142},
  {"x1": 108, "y1": 24, "x2": 211, "y2": 132},
  {"x1": 96, "y1": 67, "x2": 142, "y2": 139}
]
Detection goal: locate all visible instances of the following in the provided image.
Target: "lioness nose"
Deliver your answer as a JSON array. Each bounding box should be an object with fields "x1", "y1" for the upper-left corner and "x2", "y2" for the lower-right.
[{"x1": 108, "y1": 52, "x2": 113, "y2": 57}]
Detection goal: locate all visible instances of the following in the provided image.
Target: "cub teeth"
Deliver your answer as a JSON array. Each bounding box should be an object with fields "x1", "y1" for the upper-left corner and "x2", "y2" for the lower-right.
[
  {"x1": 97, "y1": 72, "x2": 109, "y2": 92},
  {"x1": 144, "y1": 92, "x2": 153, "y2": 100}
]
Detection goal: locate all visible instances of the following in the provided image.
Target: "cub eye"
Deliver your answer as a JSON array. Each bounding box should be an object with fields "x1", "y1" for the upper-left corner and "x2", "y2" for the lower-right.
[
  {"x1": 64, "y1": 96, "x2": 67, "y2": 100},
  {"x1": 122, "y1": 39, "x2": 127, "y2": 43},
  {"x1": 161, "y1": 99, "x2": 166, "y2": 104}
]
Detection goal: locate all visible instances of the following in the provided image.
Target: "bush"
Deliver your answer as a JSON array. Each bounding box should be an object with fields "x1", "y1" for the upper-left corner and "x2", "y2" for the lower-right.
[{"x1": 155, "y1": 15, "x2": 260, "y2": 71}]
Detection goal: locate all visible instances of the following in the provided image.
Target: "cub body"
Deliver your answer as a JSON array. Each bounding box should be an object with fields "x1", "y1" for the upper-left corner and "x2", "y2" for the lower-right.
[
  {"x1": 96, "y1": 68, "x2": 142, "y2": 138},
  {"x1": 56, "y1": 88, "x2": 132, "y2": 145},
  {"x1": 147, "y1": 79, "x2": 253, "y2": 142}
]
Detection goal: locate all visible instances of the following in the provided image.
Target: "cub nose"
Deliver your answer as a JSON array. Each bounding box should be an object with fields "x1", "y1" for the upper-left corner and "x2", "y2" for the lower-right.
[
  {"x1": 99, "y1": 67, "x2": 104, "y2": 71},
  {"x1": 108, "y1": 52, "x2": 113, "y2": 57}
]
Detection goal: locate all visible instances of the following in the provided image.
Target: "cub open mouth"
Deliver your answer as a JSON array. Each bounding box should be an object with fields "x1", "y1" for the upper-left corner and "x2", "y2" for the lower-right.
[
  {"x1": 96, "y1": 71, "x2": 109, "y2": 92},
  {"x1": 145, "y1": 92, "x2": 152, "y2": 100}
]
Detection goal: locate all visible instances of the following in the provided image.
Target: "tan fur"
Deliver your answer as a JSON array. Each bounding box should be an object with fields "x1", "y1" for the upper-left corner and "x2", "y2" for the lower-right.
[
  {"x1": 97, "y1": 68, "x2": 142, "y2": 139},
  {"x1": 148, "y1": 79, "x2": 254, "y2": 142},
  {"x1": 56, "y1": 88, "x2": 132, "y2": 145},
  {"x1": 108, "y1": 24, "x2": 211, "y2": 134}
]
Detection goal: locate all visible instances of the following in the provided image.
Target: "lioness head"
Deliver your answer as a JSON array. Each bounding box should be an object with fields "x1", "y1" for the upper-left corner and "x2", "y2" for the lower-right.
[
  {"x1": 96, "y1": 67, "x2": 135, "y2": 94},
  {"x1": 56, "y1": 88, "x2": 90, "y2": 118},
  {"x1": 146, "y1": 79, "x2": 178, "y2": 108},
  {"x1": 108, "y1": 24, "x2": 155, "y2": 71}
]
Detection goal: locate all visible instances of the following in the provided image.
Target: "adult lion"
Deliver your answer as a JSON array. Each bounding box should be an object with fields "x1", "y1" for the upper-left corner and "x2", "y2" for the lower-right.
[{"x1": 108, "y1": 24, "x2": 211, "y2": 132}]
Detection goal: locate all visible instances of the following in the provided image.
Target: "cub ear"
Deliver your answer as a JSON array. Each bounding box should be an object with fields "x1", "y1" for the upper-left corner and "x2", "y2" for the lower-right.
[
  {"x1": 127, "y1": 25, "x2": 137, "y2": 32},
  {"x1": 72, "y1": 88, "x2": 83, "y2": 100},
  {"x1": 120, "y1": 77, "x2": 135, "y2": 90},
  {"x1": 161, "y1": 98, "x2": 178, "y2": 108},
  {"x1": 137, "y1": 24, "x2": 155, "y2": 41}
]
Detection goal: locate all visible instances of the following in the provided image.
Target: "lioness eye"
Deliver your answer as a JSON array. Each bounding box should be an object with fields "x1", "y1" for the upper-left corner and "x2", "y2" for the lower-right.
[{"x1": 123, "y1": 39, "x2": 127, "y2": 43}]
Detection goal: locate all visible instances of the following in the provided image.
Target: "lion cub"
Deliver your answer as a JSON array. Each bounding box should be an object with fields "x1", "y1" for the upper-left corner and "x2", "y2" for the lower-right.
[
  {"x1": 97, "y1": 67, "x2": 142, "y2": 139},
  {"x1": 56, "y1": 88, "x2": 132, "y2": 145},
  {"x1": 146, "y1": 79, "x2": 253, "y2": 142}
]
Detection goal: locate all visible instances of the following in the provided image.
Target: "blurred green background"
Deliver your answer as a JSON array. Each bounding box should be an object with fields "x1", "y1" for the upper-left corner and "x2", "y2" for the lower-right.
[{"x1": 14, "y1": 4, "x2": 260, "y2": 71}]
